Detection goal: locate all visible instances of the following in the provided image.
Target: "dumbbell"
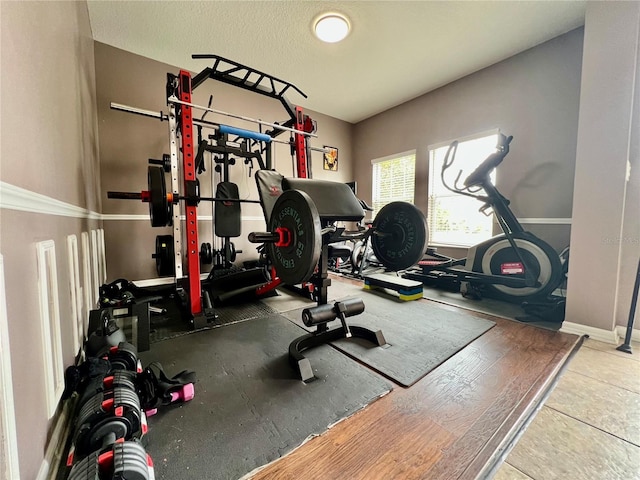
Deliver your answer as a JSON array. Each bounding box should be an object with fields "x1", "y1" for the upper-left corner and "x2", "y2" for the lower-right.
[
  {"x1": 62, "y1": 343, "x2": 140, "y2": 412},
  {"x1": 66, "y1": 386, "x2": 147, "y2": 465},
  {"x1": 98, "y1": 342, "x2": 141, "y2": 373},
  {"x1": 145, "y1": 383, "x2": 195, "y2": 417},
  {"x1": 77, "y1": 369, "x2": 138, "y2": 410},
  {"x1": 86, "y1": 311, "x2": 128, "y2": 358},
  {"x1": 67, "y1": 440, "x2": 154, "y2": 480}
]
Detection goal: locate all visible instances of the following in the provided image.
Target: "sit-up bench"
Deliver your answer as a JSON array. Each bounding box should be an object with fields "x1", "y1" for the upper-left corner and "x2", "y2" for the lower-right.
[{"x1": 255, "y1": 170, "x2": 387, "y2": 382}]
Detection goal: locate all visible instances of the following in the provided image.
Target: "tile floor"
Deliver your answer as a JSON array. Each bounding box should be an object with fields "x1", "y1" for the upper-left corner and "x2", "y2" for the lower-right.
[{"x1": 494, "y1": 338, "x2": 640, "y2": 480}]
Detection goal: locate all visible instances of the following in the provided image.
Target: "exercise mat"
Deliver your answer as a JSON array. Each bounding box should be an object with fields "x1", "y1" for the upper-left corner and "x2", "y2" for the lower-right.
[
  {"x1": 140, "y1": 313, "x2": 392, "y2": 480},
  {"x1": 284, "y1": 290, "x2": 495, "y2": 387},
  {"x1": 420, "y1": 286, "x2": 563, "y2": 331},
  {"x1": 149, "y1": 297, "x2": 279, "y2": 343}
]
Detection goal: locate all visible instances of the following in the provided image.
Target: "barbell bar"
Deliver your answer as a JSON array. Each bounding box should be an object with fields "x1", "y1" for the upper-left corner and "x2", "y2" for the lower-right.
[
  {"x1": 108, "y1": 191, "x2": 262, "y2": 204},
  {"x1": 107, "y1": 166, "x2": 262, "y2": 227},
  {"x1": 167, "y1": 96, "x2": 318, "y2": 138},
  {"x1": 247, "y1": 190, "x2": 430, "y2": 285},
  {"x1": 110, "y1": 102, "x2": 332, "y2": 153}
]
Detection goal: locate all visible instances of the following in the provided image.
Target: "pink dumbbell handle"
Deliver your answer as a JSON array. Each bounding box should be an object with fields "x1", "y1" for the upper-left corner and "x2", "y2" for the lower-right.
[{"x1": 169, "y1": 383, "x2": 195, "y2": 403}]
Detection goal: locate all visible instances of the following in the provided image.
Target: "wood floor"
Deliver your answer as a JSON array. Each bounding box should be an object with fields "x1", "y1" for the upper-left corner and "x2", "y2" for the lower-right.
[{"x1": 251, "y1": 286, "x2": 582, "y2": 480}]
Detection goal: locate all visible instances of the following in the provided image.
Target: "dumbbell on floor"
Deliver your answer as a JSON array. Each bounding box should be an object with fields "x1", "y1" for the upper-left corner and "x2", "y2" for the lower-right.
[{"x1": 67, "y1": 440, "x2": 154, "y2": 480}]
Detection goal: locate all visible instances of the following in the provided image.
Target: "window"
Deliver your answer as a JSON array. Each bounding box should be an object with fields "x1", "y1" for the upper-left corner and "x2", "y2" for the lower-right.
[
  {"x1": 428, "y1": 131, "x2": 499, "y2": 247},
  {"x1": 371, "y1": 151, "x2": 416, "y2": 217}
]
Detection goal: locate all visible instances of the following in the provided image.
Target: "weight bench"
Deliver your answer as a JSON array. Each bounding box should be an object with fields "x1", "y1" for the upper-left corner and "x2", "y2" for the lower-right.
[{"x1": 254, "y1": 170, "x2": 387, "y2": 382}]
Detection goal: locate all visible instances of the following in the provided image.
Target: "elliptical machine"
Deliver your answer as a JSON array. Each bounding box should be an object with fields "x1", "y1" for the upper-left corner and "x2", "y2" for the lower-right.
[{"x1": 404, "y1": 133, "x2": 564, "y2": 303}]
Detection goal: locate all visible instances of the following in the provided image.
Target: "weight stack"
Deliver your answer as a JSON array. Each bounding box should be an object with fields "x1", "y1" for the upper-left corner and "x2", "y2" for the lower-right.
[{"x1": 215, "y1": 182, "x2": 241, "y2": 238}]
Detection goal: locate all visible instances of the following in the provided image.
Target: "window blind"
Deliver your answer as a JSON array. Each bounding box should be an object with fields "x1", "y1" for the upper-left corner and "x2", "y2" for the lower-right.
[{"x1": 371, "y1": 151, "x2": 416, "y2": 217}]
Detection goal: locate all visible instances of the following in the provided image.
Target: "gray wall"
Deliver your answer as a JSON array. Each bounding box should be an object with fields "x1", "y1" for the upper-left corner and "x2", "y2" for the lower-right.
[
  {"x1": 566, "y1": 2, "x2": 640, "y2": 331},
  {"x1": 353, "y1": 28, "x2": 584, "y2": 254},
  {"x1": 0, "y1": 2, "x2": 101, "y2": 478},
  {"x1": 95, "y1": 43, "x2": 355, "y2": 281}
]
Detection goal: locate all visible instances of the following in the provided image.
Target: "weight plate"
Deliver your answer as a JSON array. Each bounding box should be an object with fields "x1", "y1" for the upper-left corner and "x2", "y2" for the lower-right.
[
  {"x1": 82, "y1": 418, "x2": 129, "y2": 455},
  {"x1": 155, "y1": 235, "x2": 174, "y2": 276},
  {"x1": 371, "y1": 202, "x2": 429, "y2": 271},
  {"x1": 267, "y1": 190, "x2": 321, "y2": 285},
  {"x1": 148, "y1": 166, "x2": 170, "y2": 227},
  {"x1": 200, "y1": 242, "x2": 213, "y2": 264},
  {"x1": 224, "y1": 242, "x2": 237, "y2": 263}
]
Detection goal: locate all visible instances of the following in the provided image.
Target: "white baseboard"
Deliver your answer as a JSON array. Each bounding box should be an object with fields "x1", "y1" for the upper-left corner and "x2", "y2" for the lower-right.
[
  {"x1": 560, "y1": 321, "x2": 619, "y2": 344},
  {"x1": 36, "y1": 400, "x2": 73, "y2": 480},
  {"x1": 616, "y1": 325, "x2": 640, "y2": 343}
]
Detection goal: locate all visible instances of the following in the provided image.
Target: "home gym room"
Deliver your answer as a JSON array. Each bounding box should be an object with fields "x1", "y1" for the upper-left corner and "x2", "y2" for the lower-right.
[{"x1": 1, "y1": 1, "x2": 639, "y2": 479}]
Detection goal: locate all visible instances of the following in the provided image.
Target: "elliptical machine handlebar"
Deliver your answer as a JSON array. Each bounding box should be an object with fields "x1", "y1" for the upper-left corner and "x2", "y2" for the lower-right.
[
  {"x1": 464, "y1": 134, "x2": 513, "y2": 187},
  {"x1": 441, "y1": 133, "x2": 513, "y2": 197}
]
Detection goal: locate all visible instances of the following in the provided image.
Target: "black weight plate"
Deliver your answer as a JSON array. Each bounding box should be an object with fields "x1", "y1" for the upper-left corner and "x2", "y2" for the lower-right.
[
  {"x1": 86, "y1": 418, "x2": 129, "y2": 453},
  {"x1": 113, "y1": 442, "x2": 150, "y2": 480},
  {"x1": 155, "y1": 235, "x2": 174, "y2": 276},
  {"x1": 224, "y1": 242, "x2": 237, "y2": 263},
  {"x1": 267, "y1": 190, "x2": 321, "y2": 285},
  {"x1": 371, "y1": 202, "x2": 429, "y2": 271},
  {"x1": 148, "y1": 166, "x2": 170, "y2": 227},
  {"x1": 200, "y1": 242, "x2": 213, "y2": 264}
]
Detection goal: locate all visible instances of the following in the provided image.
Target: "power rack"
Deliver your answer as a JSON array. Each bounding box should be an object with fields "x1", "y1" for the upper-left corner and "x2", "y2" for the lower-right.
[{"x1": 110, "y1": 55, "x2": 317, "y2": 327}]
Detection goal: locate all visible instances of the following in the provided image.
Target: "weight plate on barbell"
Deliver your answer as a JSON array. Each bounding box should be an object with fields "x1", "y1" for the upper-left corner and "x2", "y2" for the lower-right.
[
  {"x1": 148, "y1": 166, "x2": 171, "y2": 227},
  {"x1": 371, "y1": 202, "x2": 429, "y2": 271},
  {"x1": 267, "y1": 190, "x2": 321, "y2": 285}
]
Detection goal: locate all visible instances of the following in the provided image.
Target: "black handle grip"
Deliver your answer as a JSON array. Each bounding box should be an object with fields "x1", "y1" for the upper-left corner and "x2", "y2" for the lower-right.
[
  {"x1": 302, "y1": 298, "x2": 365, "y2": 327},
  {"x1": 248, "y1": 232, "x2": 279, "y2": 243},
  {"x1": 463, "y1": 134, "x2": 514, "y2": 188}
]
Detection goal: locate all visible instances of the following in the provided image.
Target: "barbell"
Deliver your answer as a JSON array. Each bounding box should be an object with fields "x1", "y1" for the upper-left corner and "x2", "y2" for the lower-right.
[
  {"x1": 110, "y1": 102, "x2": 333, "y2": 153},
  {"x1": 108, "y1": 166, "x2": 261, "y2": 227},
  {"x1": 248, "y1": 190, "x2": 429, "y2": 285}
]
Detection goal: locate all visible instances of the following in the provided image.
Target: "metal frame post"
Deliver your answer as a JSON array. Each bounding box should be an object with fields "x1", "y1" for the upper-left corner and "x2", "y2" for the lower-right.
[
  {"x1": 293, "y1": 106, "x2": 309, "y2": 178},
  {"x1": 167, "y1": 105, "x2": 183, "y2": 281},
  {"x1": 177, "y1": 70, "x2": 202, "y2": 317}
]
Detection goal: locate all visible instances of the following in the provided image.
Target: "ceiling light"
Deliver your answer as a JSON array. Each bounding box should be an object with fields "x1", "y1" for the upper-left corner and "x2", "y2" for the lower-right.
[{"x1": 314, "y1": 13, "x2": 350, "y2": 43}]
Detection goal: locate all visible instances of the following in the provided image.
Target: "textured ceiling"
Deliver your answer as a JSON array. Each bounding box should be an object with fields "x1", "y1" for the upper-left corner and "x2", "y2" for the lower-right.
[{"x1": 87, "y1": 1, "x2": 586, "y2": 123}]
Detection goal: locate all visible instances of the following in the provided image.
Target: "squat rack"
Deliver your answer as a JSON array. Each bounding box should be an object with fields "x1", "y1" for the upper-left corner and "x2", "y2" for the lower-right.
[{"x1": 112, "y1": 55, "x2": 317, "y2": 326}]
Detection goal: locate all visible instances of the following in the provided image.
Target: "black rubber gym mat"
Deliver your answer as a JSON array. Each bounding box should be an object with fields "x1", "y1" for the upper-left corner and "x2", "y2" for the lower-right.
[
  {"x1": 284, "y1": 290, "x2": 496, "y2": 387},
  {"x1": 140, "y1": 313, "x2": 392, "y2": 480},
  {"x1": 420, "y1": 287, "x2": 563, "y2": 331},
  {"x1": 149, "y1": 298, "x2": 279, "y2": 343}
]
